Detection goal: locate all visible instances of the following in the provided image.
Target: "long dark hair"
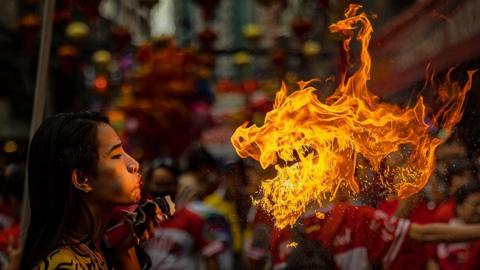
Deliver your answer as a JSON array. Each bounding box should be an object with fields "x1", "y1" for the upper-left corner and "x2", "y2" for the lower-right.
[{"x1": 20, "y1": 112, "x2": 109, "y2": 269}]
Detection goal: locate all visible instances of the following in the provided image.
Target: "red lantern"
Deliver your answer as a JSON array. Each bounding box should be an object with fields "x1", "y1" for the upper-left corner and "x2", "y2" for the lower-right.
[
  {"x1": 291, "y1": 17, "x2": 312, "y2": 40},
  {"x1": 57, "y1": 44, "x2": 78, "y2": 59},
  {"x1": 94, "y1": 75, "x2": 109, "y2": 93},
  {"x1": 111, "y1": 26, "x2": 132, "y2": 50},
  {"x1": 18, "y1": 14, "x2": 41, "y2": 33},
  {"x1": 18, "y1": 14, "x2": 41, "y2": 50},
  {"x1": 197, "y1": 28, "x2": 217, "y2": 49},
  {"x1": 57, "y1": 44, "x2": 79, "y2": 74},
  {"x1": 193, "y1": 0, "x2": 221, "y2": 21},
  {"x1": 271, "y1": 48, "x2": 286, "y2": 66}
]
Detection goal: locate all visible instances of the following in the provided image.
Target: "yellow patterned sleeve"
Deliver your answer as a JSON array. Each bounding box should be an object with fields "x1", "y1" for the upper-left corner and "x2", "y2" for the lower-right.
[{"x1": 35, "y1": 247, "x2": 104, "y2": 270}]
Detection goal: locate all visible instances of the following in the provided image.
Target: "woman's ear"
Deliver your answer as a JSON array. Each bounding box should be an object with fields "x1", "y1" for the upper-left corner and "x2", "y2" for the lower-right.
[{"x1": 71, "y1": 169, "x2": 93, "y2": 193}]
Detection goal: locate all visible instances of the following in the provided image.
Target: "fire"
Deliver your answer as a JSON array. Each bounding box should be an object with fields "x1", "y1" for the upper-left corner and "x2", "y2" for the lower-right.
[{"x1": 231, "y1": 4, "x2": 476, "y2": 229}]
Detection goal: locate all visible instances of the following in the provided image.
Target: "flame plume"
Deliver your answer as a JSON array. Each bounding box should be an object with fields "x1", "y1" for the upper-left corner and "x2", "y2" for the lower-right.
[{"x1": 231, "y1": 4, "x2": 475, "y2": 229}]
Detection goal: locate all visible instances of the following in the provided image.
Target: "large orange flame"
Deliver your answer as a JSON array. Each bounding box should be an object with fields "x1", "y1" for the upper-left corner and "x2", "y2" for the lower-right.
[{"x1": 231, "y1": 4, "x2": 475, "y2": 229}]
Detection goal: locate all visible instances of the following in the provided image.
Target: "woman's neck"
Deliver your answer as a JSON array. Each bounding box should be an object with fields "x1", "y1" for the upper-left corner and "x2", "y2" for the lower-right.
[
  {"x1": 74, "y1": 201, "x2": 114, "y2": 251},
  {"x1": 91, "y1": 204, "x2": 114, "y2": 250}
]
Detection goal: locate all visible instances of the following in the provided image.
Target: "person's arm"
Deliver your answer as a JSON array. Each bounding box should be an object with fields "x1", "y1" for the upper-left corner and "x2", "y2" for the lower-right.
[
  {"x1": 409, "y1": 222, "x2": 480, "y2": 242},
  {"x1": 116, "y1": 247, "x2": 141, "y2": 270}
]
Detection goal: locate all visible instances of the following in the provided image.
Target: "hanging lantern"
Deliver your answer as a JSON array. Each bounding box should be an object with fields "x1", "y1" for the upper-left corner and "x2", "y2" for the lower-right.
[
  {"x1": 270, "y1": 48, "x2": 286, "y2": 66},
  {"x1": 111, "y1": 26, "x2": 132, "y2": 49},
  {"x1": 302, "y1": 40, "x2": 321, "y2": 58},
  {"x1": 57, "y1": 44, "x2": 78, "y2": 59},
  {"x1": 57, "y1": 44, "x2": 78, "y2": 73},
  {"x1": 18, "y1": 14, "x2": 41, "y2": 49},
  {"x1": 66, "y1": 21, "x2": 89, "y2": 41},
  {"x1": 291, "y1": 17, "x2": 312, "y2": 40},
  {"x1": 193, "y1": 0, "x2": 221, "y2": 21},
  {"x1": 197, "y1": 28, "x2": 217, "y2": 49},
  {"x1": 93, "y1": 75, "x2": 109, "y2": 93},
  {"x1": 18, "y1": 14, "x2": 41, "y2": 33},
  {"x1": 92, "y1": 50, "x2": 112, "y2": 67},
  {"x1": 233, "y1": 51, "x2": 252, "y2": 66},
  {"x1": 243, "y1": 24, "x2": 262, "y2": 41}
]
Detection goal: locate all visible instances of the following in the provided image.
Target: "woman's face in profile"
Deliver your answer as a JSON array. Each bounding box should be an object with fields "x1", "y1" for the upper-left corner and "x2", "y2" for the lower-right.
[{"x1": 89, "y1": 123, "x2": 142, "y2": 205}]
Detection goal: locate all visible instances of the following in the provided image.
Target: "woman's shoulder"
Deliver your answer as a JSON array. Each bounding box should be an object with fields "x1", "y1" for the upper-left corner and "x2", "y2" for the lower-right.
[
  {"x1": 35, "y1": 247, "x2": 78, "y2": 269},
  {"x1": 36, "y1": 245, "x2": 107, "y2": 270}
]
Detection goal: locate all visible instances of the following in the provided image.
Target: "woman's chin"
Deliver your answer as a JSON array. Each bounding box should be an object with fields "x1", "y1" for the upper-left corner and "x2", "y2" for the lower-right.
[
  {"x1": 117, "y1": 192, "x2": 141, "y2": 205},
  {"x1": 115, "y1": 188, "x2": 142, "y2": 205}
]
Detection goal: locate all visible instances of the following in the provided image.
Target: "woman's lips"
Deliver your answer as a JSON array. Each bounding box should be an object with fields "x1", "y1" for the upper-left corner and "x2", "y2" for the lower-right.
[{"x1": 130, "y1": 175, "x2": 142, "y2": 193}]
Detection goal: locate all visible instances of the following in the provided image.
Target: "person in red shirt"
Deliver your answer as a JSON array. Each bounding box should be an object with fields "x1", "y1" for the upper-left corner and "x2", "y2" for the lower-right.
[
  {"x1": 463, "y1": 239, "x2": 480, "y2": 270},
  {"x1": 143, "y1": 200, "x2": 233, "y2": 270},
  {"x1": 270, "y1": 197, "x2": 480, "y2": 270},
  {"x1": 377, "y1": 178, "x2": 442, "y2": 270},
  {"x1": 430, "y1": 181, "x2": 480, "y2": 270},
  {"x1": 271, "y1": 202, "x2": 410, "y2": 270},
  {"x1": 143, "y1": 147, "x2": 234, "y2": 270}
]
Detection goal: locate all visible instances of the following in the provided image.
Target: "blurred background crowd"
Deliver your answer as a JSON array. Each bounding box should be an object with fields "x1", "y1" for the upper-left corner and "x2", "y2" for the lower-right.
[{"x1": 1, "y1": 0, "x2": 480, "y2": 269}]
